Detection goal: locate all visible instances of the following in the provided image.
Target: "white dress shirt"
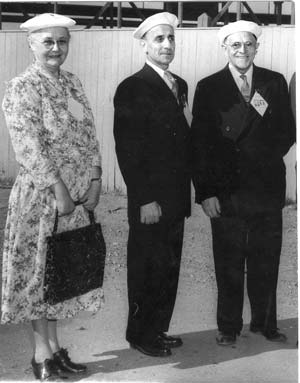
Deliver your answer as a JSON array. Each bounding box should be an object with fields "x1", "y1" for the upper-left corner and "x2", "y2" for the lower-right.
[{"x1": 229, "y1": 63, "x2": 253, "y2": 94}]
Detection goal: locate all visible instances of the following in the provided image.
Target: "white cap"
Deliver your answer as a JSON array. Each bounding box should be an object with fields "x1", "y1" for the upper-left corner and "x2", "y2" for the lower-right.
[
  {"x1": 20, "y1": 13, "x2": 76, "y2": 33},
  {"x1": 133, "y1": 12, "x2": 178, "y2": 39},
  {"x1": 218, "y1": 20, "x2": 262, "y2": 45}
]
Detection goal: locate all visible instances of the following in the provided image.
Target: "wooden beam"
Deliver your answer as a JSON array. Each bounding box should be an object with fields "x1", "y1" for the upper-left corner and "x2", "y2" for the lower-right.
[
  {"x1": 129, "y1": 2, "x2": 146, "y2": 21},
  {"x1": 0, "y1": 3, "x2": 2, "y2": 30},
  {"x1": 242, "y1": 2, "x2": 261, "y2": 25},
  {"x1": 211, "y1": 1, "x2": 233, "y2": 26},
  {"x1": 85, "y1": 2, "x2": 112, "y2": 29}
]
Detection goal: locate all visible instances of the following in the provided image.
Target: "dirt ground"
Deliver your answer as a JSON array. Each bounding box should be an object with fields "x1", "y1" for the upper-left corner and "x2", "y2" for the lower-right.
[{"x1": 0, "y1": 188, "x2": 298, "y2": 383}]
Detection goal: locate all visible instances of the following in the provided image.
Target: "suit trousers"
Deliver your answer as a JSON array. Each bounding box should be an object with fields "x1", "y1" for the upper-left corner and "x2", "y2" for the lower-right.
[
  {"x1": 126, "y1": 217, "x2": 184, "y2": 344},
  {"x1": 211, "y1": 210, "x2": 282, "y2": 335}
]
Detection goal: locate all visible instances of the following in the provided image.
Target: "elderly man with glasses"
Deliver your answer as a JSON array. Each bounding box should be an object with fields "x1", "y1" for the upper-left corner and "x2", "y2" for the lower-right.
[{"x1": 190, "y1": 20, "x2": 295, "y2": 346}]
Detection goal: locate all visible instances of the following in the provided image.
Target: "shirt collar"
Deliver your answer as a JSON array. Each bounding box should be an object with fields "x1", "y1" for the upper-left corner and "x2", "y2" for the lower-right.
[
  {"x1": 229, "y1": 63, "x2": 253, "y2": 81},
  {"x1": 146, "y1": 59, "x2": 167, "y2": 79}
]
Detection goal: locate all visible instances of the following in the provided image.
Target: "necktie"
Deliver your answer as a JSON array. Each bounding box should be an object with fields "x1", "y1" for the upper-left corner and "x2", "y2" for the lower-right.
[
  {"x1": 240, "y1": 74, "x2": 251, "y2": 102},
  {"x1": 164, "y1": 71, "x2": 178, "y2": 100}
]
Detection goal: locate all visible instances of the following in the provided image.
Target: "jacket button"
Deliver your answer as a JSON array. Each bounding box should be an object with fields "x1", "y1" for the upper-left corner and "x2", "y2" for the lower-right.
[
  {"x1": 236, "y1": 148, "x2": 240, "y2": 152},
  {"x1": 225, "y1": 126, "x2": 231, "y2": 132}
]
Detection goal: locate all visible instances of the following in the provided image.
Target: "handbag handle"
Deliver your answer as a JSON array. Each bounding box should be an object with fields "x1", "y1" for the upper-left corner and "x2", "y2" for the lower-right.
[{"x1": 53, "y1": 200, "x2": 96, "y2": 234}]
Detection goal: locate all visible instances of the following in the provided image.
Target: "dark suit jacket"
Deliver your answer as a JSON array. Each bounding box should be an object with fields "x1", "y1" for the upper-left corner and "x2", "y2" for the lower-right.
[
  {"x1": 191, "y1": 64, "x2": 296, "y2": 216},
  {"x1": 114, "y1": 64, "x2": 191, "y2": 223}
]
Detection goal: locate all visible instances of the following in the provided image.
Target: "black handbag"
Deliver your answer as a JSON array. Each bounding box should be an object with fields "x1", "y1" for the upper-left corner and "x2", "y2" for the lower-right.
[{"x1": 44, "y1": 204, "x2": 106, "y2": 305}]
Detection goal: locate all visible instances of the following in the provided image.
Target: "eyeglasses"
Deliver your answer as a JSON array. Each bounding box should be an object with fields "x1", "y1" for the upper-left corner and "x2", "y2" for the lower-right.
[
  {"x1": 33, "y1": 38, "x2": 69, "y2": 50},
  {"x1": 224, "y1": 41, "x2": 256, "y2": 51}
]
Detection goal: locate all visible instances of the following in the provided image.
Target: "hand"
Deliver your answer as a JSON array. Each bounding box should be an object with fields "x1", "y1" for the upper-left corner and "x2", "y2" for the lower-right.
[
  {"x1": 201, "y1": 197, "x2": 221, "y2": 218},
  {"x1": 80, "y1": 180, "x2": 101, "y2": 211},
  {"x1": 51, "y1": 179, "x2": 75, "y2": 216},
  {"x1": 140, "y1": 201, "x2": 162, "y2": 224}
]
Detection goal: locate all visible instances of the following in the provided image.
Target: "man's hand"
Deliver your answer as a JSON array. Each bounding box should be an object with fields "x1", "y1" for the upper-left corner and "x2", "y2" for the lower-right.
[
  {"x1": 51, "y1": 179, "x2": 75, "y2": 216},
  {"x1": 140, "y1": 201, "x2": 162, "y2": 224},
  {"x1": 201, "y1": 197, "x2": 221, "y2": 218},
  {"x1": 80, "y1": 180, "x2": 101, "y2": 211}
]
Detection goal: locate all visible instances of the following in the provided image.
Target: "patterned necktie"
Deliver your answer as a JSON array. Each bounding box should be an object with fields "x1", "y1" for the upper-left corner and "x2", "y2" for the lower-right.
[
  {"x1": 164, "y1": 71, "x2": 178, "y2": 100},
  {"x1": 240, "y1": 74, "x2": 251, "y2": 102}
]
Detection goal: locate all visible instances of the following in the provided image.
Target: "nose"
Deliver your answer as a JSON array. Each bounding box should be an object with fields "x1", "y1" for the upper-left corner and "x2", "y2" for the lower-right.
[
  {"x1": 238, "y1": 43, "x2": 246, "y2": 53},
  {"x1": 52, "y1": 41, "x2": 60, "y2": 51},
  {"x1": 162, "y1": 38, "x2": 171, "y2": 48}
]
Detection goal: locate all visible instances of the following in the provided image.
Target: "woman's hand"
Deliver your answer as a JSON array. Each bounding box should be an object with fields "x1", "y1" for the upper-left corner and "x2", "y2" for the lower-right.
[
  {"x1": 80, "y1": 179, "x2": 101, "y2": 211},
  {"x1": 51, "y1": 179, "x2": 75, "y2": 216}
]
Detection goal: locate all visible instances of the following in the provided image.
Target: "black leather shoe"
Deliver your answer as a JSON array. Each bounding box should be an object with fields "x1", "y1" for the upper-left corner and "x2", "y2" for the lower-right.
[
  {"x1": 130, "y1": 337, "x2": 172, "y2": 357},
  {"x1": 216, "y1": 332, "x2": 237, "y2": 346},
  {"x1": 53, "y1": 348, "x2": 87, "y2": 373},
  {"x1": 157, "y1": 332, "x2": 183, "y2": 348},
  {"x1": 31, "y1": 358, "x2": 68, "y2": 381},
  {"x1": 250, "y1": 327, "x2": 287, "y2": 343}
]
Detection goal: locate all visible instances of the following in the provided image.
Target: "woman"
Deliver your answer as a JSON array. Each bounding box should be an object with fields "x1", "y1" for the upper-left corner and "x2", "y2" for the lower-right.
[{"x1": 1, "y1": 13, "x2": 103, "y2": 380}]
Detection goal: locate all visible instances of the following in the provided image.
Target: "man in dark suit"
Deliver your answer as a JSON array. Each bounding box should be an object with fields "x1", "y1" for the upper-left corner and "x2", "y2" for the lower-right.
[
  {"x1": 113, "y1": 12, "x2": 191, "y2": 357},
  {"x1": 191, "y1": 20, "x2": 295, "y2": 346}
]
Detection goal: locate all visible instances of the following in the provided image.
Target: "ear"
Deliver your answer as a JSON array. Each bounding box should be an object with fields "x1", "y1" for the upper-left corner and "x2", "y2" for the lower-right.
[
  {"x1": 140, "y1": 39, "x2": 148, "y2": 54},
  {"x1": 255, "y1": 42, "x2": 260, "y2": 53},
  {"x1": 27, "y1": 36, "x2": 35, "y2": 51}
]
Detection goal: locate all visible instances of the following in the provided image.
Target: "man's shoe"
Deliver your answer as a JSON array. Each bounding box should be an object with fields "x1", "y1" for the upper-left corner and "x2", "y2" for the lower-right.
[
  {"x1": 53, "y1": 348, "x2": 87, "y2": 373},
  {"x1": 157, "y1": 332, "x2": 183, "y2": 348},
  {"x1": 216, "y1": 332, "x2": 237, "y2": 346},
  {"x1": 250, "y1": 327, "x2": 287, "y2": 343},
  {"x1": 130, "y1": 337, "x2": 172, "y2": 357}
]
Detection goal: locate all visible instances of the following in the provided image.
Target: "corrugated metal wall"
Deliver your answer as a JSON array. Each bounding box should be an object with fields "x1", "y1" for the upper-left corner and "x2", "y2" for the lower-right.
[{"x1": 0, "y1": 26, "x2": 296, "y2": 200}]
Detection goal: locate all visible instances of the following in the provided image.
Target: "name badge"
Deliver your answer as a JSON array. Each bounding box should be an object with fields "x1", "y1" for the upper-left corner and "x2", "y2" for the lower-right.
[
  {"x1": 68, "y1": 97, "x2": 84, "y2": 121},
  {"x1": 250, "y1": 91, "x2": 268, "y2": 117}
]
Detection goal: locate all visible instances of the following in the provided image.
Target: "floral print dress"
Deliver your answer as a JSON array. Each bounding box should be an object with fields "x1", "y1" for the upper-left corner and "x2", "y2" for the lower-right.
[{"x1": 1, "y1": 62, "x2": 104, "y2": 324}]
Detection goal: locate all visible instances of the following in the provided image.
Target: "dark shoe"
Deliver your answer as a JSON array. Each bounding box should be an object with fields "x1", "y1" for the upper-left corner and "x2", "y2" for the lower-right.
[
  {"x1": 53, "y1": 348, "x2": 87, "y2": 373},
  {"x1": 130, "y1": 337, "x2": 172, "y2": 357},
  {"x1": 216, "y1": 332, "x2": 237, "y2": 346},
  {"x1": 157, "y1": 332, "x2": 183, "y2": 348},
  {"x1": 250, "y1": 327, "x2": 287, "y2": 343},
  {"x1": 31, "y1": 358, "x2": 68, "y2": 381}
]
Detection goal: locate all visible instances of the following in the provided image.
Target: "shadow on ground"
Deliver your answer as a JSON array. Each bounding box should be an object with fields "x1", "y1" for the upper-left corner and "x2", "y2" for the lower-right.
[{"x1": 61, "y1": 318, "x2": 298, "y2": 381}]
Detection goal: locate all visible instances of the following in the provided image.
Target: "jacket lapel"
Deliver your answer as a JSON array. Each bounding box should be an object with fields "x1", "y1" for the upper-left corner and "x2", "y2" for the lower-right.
[
  {"x1": 137, "y1": 64, "x2": 176, "y2": 100},
  {"x1": 237, "y1": 65, "x2": 267, "y2": 142}
]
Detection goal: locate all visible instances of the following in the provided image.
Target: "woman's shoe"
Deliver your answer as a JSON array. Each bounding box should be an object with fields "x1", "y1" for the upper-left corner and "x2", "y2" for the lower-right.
[
  {"x1": 53, "y1": 348, "x2": 87, "y2": 373},
  {"x1": 31, "y1": 358, "x2": 67, "y2": 381}
]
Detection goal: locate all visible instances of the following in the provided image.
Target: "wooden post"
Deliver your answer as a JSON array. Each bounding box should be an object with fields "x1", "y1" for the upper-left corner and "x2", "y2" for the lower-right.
[
  {"x1": 274, "y1": 1, "x2": 283, "y2": 25},
  {"x1": 0, "y1": 3, "x2": 2, "y2": 30},
  {"x1": 109, "y1": 2, "x2": 114, "y2": 28},
  {"x1": 291, "y1": 0, "x2": 295, "y2": 25},
  {"x1": 178, "y1": 2, "x2": 183, "y2": 27},
  {"x1": 53, "y1": 2, "x2": 59, "y2": 14},
  {"x1": 236, "y1": 1, "x2": 242, "y2": 20},
  {"x1": 197, "y1": 13, "x2": 212, "y2": 27},
  {"x1": 117, "y1": 2, "x2": 122, "y2": 28}
]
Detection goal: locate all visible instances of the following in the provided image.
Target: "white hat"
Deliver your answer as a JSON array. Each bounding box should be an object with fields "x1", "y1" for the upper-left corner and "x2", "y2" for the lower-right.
[
  {"x1": 20, "y1": 13, "x2": 76, "y2": 33},
  {"x1": 218, "y1": 20, "x2": 262, "y2": 45},
  {"x1": 133, "y1": 12, "x2": 178, "y2": 39}
]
